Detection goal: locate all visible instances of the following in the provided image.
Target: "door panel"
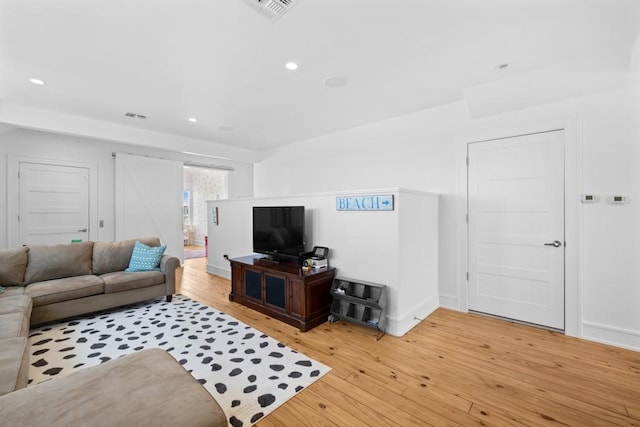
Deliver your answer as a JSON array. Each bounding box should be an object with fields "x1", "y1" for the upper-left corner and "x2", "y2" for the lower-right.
[
  {"x1": 468, "y1": 130, "x2": 565, "y2": 330},
  {"x1": 19, "y1": 162, "x2": 89, "y2": 245},
  {"x1": 114, "y1": 153, "x2": 184, "y2": 262}
]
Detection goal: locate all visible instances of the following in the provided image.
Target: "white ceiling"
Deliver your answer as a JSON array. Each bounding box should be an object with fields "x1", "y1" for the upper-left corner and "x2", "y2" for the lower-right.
[{"x1": 1, "y1": 0, "x2": 639, "y2": 152}]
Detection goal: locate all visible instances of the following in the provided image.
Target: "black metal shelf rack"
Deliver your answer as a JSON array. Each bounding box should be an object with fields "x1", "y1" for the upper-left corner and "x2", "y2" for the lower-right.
[{"x1": 328, "y1": 277, "x2": 388, "y2": 340}]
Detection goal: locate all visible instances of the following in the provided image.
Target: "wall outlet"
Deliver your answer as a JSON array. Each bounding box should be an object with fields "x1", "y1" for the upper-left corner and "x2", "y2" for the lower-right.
[{"x1": 581, "y1": 194, "x2": 599, "y2": 203}]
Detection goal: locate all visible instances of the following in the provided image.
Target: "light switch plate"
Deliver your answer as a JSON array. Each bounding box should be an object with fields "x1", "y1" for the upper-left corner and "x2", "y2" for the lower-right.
[
  {"x1": 608, "y1": 195, "x2": 629, "y2": 204},
  {"x1": 581, "y1": 194, "x2": 599, "y2": 203}
]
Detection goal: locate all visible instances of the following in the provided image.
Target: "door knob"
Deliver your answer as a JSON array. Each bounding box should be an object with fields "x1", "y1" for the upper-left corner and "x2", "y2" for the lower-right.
[
  {"x1": 544, "y1": 240, "x2": 562, "y2": 247},
  {"x1": 78, "y1": 228, "x2": 88, "y2": 233}
]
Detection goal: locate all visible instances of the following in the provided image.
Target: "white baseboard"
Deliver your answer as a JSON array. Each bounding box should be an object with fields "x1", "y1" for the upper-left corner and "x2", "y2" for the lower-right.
[
  {"x1": 386, "y1": 294, "x2": 439, "y2": 337},
  {"x1": 207, "y1": 264, "x2": 231, "y2": 280},
  {"x1": 438, "y1": 293, "x2": 459, "y2": 311},
  {"x1": 581, "y1": 321, "x2": 640, "y2": 352}
]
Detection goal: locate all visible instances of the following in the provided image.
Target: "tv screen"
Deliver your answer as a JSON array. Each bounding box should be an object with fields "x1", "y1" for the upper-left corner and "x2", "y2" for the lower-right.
[{"x1": 253, "y1": 206, "x2": 305, "y2": 260}]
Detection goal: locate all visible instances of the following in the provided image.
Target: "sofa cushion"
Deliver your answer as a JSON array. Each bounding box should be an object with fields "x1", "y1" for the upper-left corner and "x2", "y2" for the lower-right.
[
  {"x1": 25, "y1": 275, "x2": 104, "y2": 307},
  {"x1": 100, "y1": 271, "x2": 165, "y2": 294},
  {"x1": 0, "y1": 287, "x2": 26, "y2": 297},
  {"x1": 0, "y1": 312, "x2": 31, "y2": 340},
  {"x1": 126, "y1": 241, "x2": 166, "y2": 272},
  {"x1": 0, "y1": 295, "x2": 32, "y2": 340},
  {"x1": 0, "y1": 247, "x2": 29, "y2": 286},
  {"x1": 24, "y1": 241, "x2": 94, "y2": 285},
  {"x1": 0, "y1": 348, "x2": 227, "y2": 427},
  {"x1": 0, "y1": 337, "x2": 29, "y2": 396},
  {"x1": 0, "y1": 294, "x2": 33, "y2": 316},
  {"x1": 92, "y1": 237, "x2": 161, "y2": 275}
]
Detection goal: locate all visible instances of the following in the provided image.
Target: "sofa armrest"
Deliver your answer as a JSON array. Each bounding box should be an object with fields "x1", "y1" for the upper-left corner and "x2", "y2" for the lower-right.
[{"x1": 159, "y1": 255, "x2": 180, "y2": 296}]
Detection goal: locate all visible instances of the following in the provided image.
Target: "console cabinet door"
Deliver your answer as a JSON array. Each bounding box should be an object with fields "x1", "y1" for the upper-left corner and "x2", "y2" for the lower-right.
[
  {"x1": 264, "y1": 273, "x2": 287, "y2": 312},
  {"x1": 244, "y1": 268, "x2": 263, "y2": 302}
]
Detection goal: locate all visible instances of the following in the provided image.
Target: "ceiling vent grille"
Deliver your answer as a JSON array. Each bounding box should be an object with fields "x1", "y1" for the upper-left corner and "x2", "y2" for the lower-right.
[
  {"x1": 124, "y1": 112, "x2": 147, "y2": 119},
  {"x1": 246, "y1": 0, "x2": 297, "y2": 20}
]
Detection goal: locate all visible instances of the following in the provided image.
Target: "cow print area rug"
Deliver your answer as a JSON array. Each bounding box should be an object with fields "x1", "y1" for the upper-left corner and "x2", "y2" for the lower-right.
[{"x1": 28, "y1": 295, "x2": 330, "y2": 427}]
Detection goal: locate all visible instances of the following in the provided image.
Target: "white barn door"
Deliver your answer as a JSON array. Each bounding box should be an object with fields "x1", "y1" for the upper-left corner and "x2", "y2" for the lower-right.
[
  {"x1": 115, "y1": 153, "x2": 184, "y2": 262},
  {"x1": 467, "y1": 130, "x2": 565, "y2": 330}
]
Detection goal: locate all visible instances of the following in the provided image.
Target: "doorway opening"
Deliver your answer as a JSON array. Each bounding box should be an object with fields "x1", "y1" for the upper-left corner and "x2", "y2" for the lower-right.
[{"x1": 183, "y1": 166, "x2": 228, "y2": 260}]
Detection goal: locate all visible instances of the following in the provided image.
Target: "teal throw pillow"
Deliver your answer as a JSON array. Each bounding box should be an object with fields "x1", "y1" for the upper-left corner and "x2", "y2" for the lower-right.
[{"x1": 126, "y1": 241, "x2": 166, "y2": 272}]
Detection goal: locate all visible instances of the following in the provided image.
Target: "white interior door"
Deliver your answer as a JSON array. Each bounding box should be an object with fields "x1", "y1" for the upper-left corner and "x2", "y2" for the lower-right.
[
  {"x1": 115, "y1": 153, "x2": 184, "y2": 262},
  {"x1": 19, "y1": 162, "x2": 90, "y2": 245},
  {"x1": 467, "y1": 130, "x2": 565, "y2": 330}
]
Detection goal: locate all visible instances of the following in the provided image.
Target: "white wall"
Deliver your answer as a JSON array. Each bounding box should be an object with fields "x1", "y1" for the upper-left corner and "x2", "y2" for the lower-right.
[
  {"x1": 254, "y1": 85, "x2": 640, "y2": 351},
  {"x1": 206, "y1": 189, "x2": 439, "y2": 337},
  {"x1": 255, "y1": 102, "x2": 463, "y2": 314},
  {"x1": 0, "y1": 127, "x2": 254, "y2": 249}
]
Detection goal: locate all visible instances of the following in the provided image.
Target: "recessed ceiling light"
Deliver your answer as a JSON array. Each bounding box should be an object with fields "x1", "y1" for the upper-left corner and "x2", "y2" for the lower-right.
[
  {"x1": 323, "y1": 76, "x2": 348, "y2": 88},
  {"x1": 496, "y1": 63, "x2": 510, "y2": 70},
  {"x1": 188, "y1": 117, "x2": 197, "y2": 123},
  {"x1": 29, "y1": 78, "x2": 45, "y2": 85},
  {"x1": 285, "y1": 62, "x2": 298, "y2": 70}
]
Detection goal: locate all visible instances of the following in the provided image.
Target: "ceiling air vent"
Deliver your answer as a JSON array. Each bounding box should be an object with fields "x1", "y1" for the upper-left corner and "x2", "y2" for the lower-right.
[
  {"x1": 245, "y1": 0, "x2": 297, "y2": 21},
  {"x1": 124, "y1": 112, "x2": 147, "y2": 119}
]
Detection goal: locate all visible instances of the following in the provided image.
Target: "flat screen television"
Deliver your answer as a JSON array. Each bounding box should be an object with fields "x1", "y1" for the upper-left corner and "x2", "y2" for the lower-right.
[{"x1": 253, "y1": 206, "x2": 305, "y2": 261}]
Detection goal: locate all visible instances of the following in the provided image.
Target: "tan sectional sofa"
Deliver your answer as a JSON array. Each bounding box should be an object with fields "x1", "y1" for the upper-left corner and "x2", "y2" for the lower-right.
[
  {"x1": 0, "y1": 238, "x2": 227, "y2": 426},
  {"x1": 0, "y1": 237, "x2": 179, "y2": 396}
]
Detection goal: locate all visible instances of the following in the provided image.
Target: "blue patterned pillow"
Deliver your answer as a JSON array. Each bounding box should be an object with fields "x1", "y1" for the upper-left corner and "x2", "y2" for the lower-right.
[{"x1": 125, "y1": 241, "x2": 166, "y2": 272}]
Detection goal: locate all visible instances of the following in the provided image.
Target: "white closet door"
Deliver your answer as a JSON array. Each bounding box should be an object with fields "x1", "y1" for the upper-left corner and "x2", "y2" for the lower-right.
[
  {"x1": 115, "y1": 154, "x2": 184, "y2": 262},
  {"x1": 468, "y1": 130, "x2": 565, "y2": 330},
  {"x1": 19, "y1": 162, "x2": 90, "y2": 245}
]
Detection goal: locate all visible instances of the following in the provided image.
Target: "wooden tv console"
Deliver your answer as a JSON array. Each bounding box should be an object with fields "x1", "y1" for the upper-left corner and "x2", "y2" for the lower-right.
[{"x1": 229, "y1": 255, "x2": 335, "y2": 332}]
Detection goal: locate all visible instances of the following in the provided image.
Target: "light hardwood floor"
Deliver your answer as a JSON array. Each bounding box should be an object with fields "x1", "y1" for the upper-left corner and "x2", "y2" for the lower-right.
[{"x1": 177, "y1": 258, "x2": 640, "y2": 426}]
